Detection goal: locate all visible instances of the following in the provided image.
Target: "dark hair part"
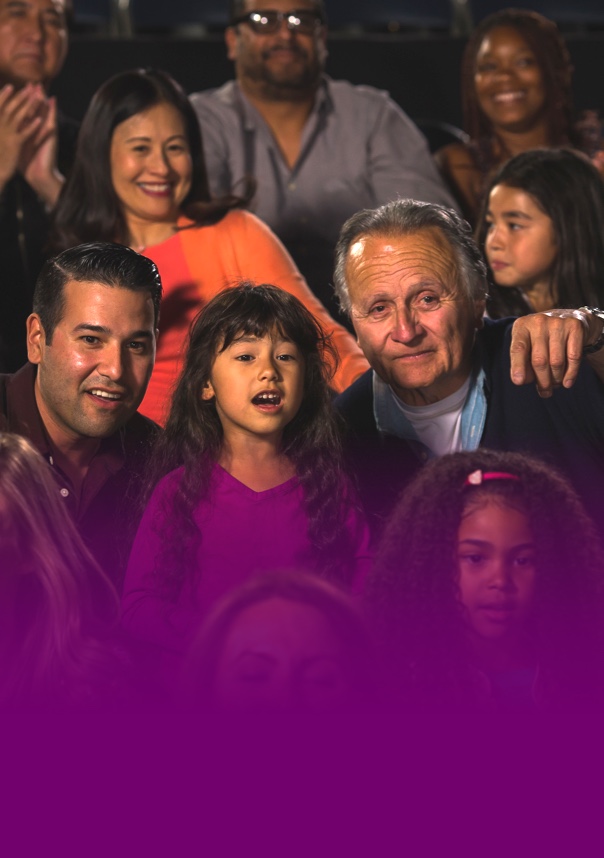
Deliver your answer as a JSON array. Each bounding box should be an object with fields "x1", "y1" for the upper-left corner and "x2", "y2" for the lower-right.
[
  {"x1": 33, "y1": 241, "x2": 162, "y2": 344},
  {"x1": 333, "y1": 199, "x2": 488, "y2": 315},
  {"x1": 369, "y1": 449, "x2": 604, "y2": 709},
  {"x1": 182, "y1": 571, "x2": 375, "y2": 706},
  {"x1": 50, "y1": 68, "x2": 252, "y2": 252},
  {"x1": 228, "y1": 1, "x2": 326, "y2": 23},
  {"x1": 462, "y1": 9, "x2": 574, "y2": 173},
  {"x1": 147, "y1": 282, "x2": 358, "y2": 600},
  {"x1": 477, "y1": 148, "x2": 604, "y2": 317}
]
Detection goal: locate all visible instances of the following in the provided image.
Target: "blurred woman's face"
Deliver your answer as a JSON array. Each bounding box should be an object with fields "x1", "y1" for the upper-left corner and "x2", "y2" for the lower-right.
[
  {"x1": 474, "y1": 26, "x2": 547, "y2": 134},
  {"x1": 109, "y1": 102, "x2": 192, "y2": 234},
  {"x1": 212, "y1": 597, "x2": 352, "y2": 712}
]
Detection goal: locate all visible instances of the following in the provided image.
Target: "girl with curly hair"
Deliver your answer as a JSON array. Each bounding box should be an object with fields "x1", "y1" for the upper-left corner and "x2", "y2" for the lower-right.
[
  {"x1": 369, "y1": 449, "x2": 604, "y2": 711},
  {"x1": 122, "y1": 284, "x2": 370, "y2": 670}
]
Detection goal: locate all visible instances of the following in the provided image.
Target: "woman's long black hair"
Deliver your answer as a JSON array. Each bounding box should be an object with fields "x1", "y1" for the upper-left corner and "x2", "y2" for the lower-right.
[
  {"x1": 146, "y1": 283, "x2": 360, "y2": 601},
  {"x1": 50, "y1": 68, "x2": 252, "y2": 252}
]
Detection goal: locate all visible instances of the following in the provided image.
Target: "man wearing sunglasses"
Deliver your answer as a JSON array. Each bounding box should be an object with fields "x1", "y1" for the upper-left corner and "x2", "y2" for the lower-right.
[{"x1": 190, "y1": 0, "x2": 456, "y2": 323}]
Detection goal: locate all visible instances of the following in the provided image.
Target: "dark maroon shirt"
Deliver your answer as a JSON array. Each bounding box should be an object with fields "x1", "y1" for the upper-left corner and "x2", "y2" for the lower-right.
[{"x1": 0, "y1": 363, "x2": 159, "y2": 592}]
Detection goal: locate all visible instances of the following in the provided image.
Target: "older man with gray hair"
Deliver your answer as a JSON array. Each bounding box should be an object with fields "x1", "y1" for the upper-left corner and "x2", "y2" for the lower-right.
[{"x1": 334, "y1": 199, "x2": 604, "y2": 534}]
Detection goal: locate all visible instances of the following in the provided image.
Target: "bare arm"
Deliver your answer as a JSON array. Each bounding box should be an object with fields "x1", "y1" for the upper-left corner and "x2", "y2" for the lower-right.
[{"x1": 434, "y1": 142, "x2": 483, "y2": 226}]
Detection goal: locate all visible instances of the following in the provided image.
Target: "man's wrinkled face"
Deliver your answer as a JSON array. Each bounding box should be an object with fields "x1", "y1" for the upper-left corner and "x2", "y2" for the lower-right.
[
  {"x1": 226, "y1": 0, "x2": 326, "y2": 98},
  {"x1": 0, "y1": 0, "x2": 68, "y2": 88},
  {"x1": 345, "y1": 228, "x2": 485, "y2": 407},
  {"x1": 27, "y1": 280, "x2": 156, "y2": 445}
]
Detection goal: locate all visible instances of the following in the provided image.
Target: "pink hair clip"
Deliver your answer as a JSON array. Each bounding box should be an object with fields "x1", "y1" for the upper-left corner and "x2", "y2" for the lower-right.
[{"x1": 464, "y1": 470, "x2": 521, "y2": 487}]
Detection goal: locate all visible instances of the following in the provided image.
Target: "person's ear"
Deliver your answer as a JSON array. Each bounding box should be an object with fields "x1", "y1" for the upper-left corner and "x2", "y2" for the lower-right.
[
  {"x1": 26, "y1": 314, "x2": 46, "y2": 365},
  {"x1": 201, "y1": 380, "x2": 215, "y2": 401},
  {"x1": 225, "y1": 26, "x2": 238, "y2": 62}
]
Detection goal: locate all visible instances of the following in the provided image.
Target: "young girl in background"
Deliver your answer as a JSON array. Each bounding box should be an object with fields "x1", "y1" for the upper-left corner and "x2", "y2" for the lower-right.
[
  {"x1": 478, "y1": 148, "x2": 604, "y2": 318},
  {"x1": 369, "y1": 449, "x2": 604, "y2": 711},
  {"x1": 122, "y1": 284, "x2": 370, "y2": 662}
]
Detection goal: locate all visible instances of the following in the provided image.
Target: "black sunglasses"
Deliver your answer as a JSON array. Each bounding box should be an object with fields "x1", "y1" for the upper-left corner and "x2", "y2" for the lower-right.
[{"x1": 230, "y1": 9, "x2": 324, "y2": 35}]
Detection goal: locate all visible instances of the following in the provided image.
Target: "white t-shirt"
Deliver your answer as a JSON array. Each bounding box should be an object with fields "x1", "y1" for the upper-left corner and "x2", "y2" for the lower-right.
[{"x1": 392, "y1": 376, "x2": 471, "y2": 457}]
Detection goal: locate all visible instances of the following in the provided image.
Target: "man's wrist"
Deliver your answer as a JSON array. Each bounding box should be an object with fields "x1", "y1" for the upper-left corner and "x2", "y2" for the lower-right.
[
  {"x1": 578, "y1": 307, "x2": 604, "y2": 355},
  {"x1": 29, "y1": 169, "x2": 63, "y2": 208}
]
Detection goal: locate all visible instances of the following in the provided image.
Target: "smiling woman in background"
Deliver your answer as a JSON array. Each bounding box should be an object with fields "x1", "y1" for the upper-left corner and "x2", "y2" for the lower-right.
[
  {"x1": 50, "y1": 69, "x2": 367, "y2": 425},
  {"x1": 435, "y1": 9, "x2": 578, "y2": 224}
]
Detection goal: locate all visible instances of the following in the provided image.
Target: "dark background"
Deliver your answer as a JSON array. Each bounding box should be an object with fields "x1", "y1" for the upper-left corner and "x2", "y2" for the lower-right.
[{"x1": 52, "y1": 32, "x2": 604, "y2": 127}]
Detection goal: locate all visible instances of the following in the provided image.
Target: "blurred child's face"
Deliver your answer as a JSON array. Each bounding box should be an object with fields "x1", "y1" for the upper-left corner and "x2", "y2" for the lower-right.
[
  {"x1": 202, "y1": 331, "x2": 305, "y2": 446},
  {"x1": 212, "y1": 597, "x2": 351, "y2": 712},
  {"x1": 484, "y1": 184, "x2": 557, "y2": 302},
  {"x1": 457, "y1": 499, "x2": 536, "y2": 641}
]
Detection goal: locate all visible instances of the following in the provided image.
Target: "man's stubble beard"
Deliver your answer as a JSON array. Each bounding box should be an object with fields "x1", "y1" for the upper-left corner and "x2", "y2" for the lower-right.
[{"x1": 241, "y1": 47, "x2": 324, "y2": 102}]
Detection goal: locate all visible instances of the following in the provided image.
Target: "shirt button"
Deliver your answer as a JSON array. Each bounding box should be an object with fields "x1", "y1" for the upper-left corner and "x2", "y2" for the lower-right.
[
  {"x1": 60, "y1": 488, "x2": 69, "y2": 498},
  {"x1": 299, "y1": 216, "x2": 308, "y2": 224},
  {"x1": 288, "y1": 182, "x2": 296, "y2": 190}
]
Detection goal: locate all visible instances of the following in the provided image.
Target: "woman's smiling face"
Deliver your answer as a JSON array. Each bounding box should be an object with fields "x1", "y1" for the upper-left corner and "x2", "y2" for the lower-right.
[
  {"x1": 110, "y1": 102, "x2": 192, "y2": 233},
  {"x1": 474, "y1": 26, "x2": 547, "y2": 134}
]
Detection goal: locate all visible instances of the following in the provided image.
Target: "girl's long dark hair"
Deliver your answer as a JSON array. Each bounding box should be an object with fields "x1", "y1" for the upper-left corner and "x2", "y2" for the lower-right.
[
  {"x1": 50, "y1": 68, "x2": 252, "y2": 252},
  {"x1": 0, "y1": 433, "x2": 122, "y2": 708},
  {"x1": 462, "y1": 10, "x2": 575, "y2": 178},
  {"x1": 368, "y1": 449, "x2": 604, "y2": 710},
  {"x1": 477, "y1": 148, "x2": 604, "y2": 318},
  {"x1": 147, "y1": 283, "x2": 359, "y2": 601}
]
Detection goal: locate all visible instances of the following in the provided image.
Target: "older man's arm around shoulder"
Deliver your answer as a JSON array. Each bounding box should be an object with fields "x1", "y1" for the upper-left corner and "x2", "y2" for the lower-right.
[{"x1": 510, "y1": 307, "x2": 604, "y2": 397}]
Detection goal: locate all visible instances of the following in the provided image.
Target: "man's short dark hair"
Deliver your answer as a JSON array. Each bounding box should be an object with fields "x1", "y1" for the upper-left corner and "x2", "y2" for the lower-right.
[
  {"x1": 228, "y1": 1, "x2": 326, "y2": 23},
  {"x1": 33, "y1": 242, "x2": 162, "y2": 344}
]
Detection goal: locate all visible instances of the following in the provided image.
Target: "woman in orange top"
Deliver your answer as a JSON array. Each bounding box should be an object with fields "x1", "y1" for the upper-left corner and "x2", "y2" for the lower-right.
[{"x1": 50, "y1": 69, "x2": 368, "y2": 425}]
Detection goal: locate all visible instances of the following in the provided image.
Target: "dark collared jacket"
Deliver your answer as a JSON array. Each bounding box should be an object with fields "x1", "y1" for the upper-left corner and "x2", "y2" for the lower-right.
[{"x1": 335, "y1": 318, "x2": 604, "y2": 539}]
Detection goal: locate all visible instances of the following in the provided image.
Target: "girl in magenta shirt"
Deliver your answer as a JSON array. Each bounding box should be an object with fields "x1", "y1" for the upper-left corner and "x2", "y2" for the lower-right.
[{"x1": 122, "y1": 284, "x2": 370, "y2": 659}]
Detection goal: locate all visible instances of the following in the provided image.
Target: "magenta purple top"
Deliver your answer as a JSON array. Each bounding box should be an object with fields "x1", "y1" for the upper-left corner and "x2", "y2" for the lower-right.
[{"x1": 121, "y1": 464, "x2": 372, "y2": 656}]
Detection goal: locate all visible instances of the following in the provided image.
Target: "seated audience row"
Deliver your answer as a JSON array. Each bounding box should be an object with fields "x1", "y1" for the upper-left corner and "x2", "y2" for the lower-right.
[{"x1": 3, "y1": 425, "x2": 603, "y2": 713}]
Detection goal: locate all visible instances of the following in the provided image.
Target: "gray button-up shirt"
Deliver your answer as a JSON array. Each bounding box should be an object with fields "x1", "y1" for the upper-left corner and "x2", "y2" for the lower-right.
[{"x1": 191, "y1": 77, "x2": 457, "y2": 318}]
